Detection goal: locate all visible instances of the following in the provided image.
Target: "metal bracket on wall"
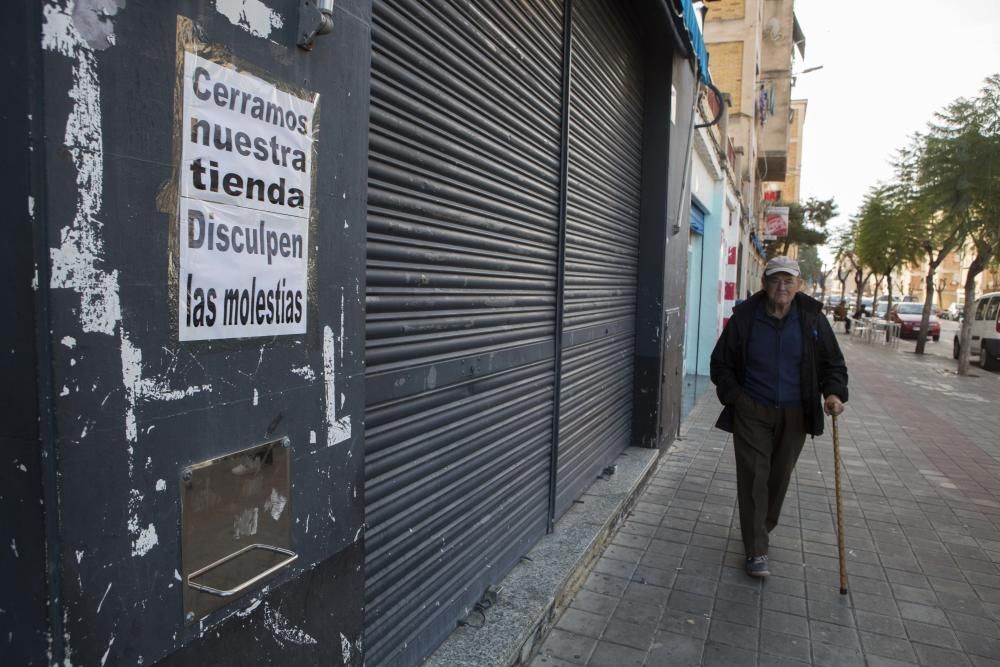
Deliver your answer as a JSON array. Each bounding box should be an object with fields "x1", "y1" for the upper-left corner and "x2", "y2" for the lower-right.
[
  {"x1": 297, "y1": 0, "x2": 335, "y2": 50},
  {"x1": 181, "y1": 437, "x2": 294, "y2": 623},
  {"x1": 187, "y1": 544, "x2": 298, "y2": 597}
]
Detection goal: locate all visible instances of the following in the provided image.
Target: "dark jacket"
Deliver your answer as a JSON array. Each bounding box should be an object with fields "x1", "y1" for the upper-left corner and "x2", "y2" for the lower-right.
[{"x1": 710, "y1": 291, "x2": 848, "y2": 436}]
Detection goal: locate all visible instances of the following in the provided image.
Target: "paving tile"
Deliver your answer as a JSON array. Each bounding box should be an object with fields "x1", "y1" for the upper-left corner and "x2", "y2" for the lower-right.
[
  {"x1": 861, "y1": 631, "x2": 918, "y2": 662},
  {"x1": 645, "y1": 538, "x2": 687, "y2": 557},
  {"x1": 666, "y1": 590, "x2": 713, "y2": 616},
  {"x1": 677, "y1": 557, "x2": 722, "y2": 579},
  {"x1": 902, "y1": 620, "x2": 960, "y2": 649},
  {"x1": 891, "y1": 583, "x2": 939, "y2": 605},
  {"x1": 760, "y1": 628, "x2": 811, "y2": 662},
  {"x1": 631, "y1": 563, "x2": 676, "y2": 588},
  {"x1": 655, "y1": 526, "x2": 693, "y2": 545},
  {"x1": 766, "y1": 575, "x2": 807, "y2": 598},
  {"x1": 764, "y1": 591, "x2": 808, "y2": 616},
  {"x1": 536, "y1": 628, "x2": 597, "y2": 665},
  {"x1": 657, "y1": 608, "x2": 709, "y2": 639},
  {"x1": 812, "y1": 640, "x2": 866, "y2": 667},
  {"x1": 599, "y1": 618, "x2": 653, "y2": 652},
  {"x1": 530, "y1": 652, "x2": 581, "y2": 667},
  {"x1": 603, "y1": 544, "x2": 644, "y2": 565},
  {"x1": 885, "y1": 568, "x2": 931, "y2": 588},
  {"x1": 609, "y1": 599, "x2": 660, "y2": 630},
  {"x1": 956, "y1": 632, "x2": 1000, "y2": 660},
  {"x1": 929, "y1": 576, "x2": 977, "y2": 596},
  {"x1": 583, "y1": 572, "x2": 629, "y2": 598},
  {"x1": 716, "y1": 581, "x2": 761, "y2": 605},
  {"x1": 593, "y1": 557, "x2": 636, "y2": 580},
  {"x1": 622, "y1": 580, "x2": 668, "y2": 608},
  {"x1": 864, "y1": 654, "x2": 920, "y2": 667},
  {"x1": 807, "y1": 598, "x2": 855, "y2": 627},
  {"x1": 854, "y1": 609, "x2": 906, "y2": 638},
  {"x1": 808, "y1": 619, "x2": 861, "y2": 648},
  {"x1": 707, "y1": 617, "x2": 758, "y2": 650},
  {"x1": 672, "y1": 573, "x2": 718, "y2": 597},
  {"x1": 898, "y1": 600, "x2": 951, "y2": 627},
  {"x1": 618, "y1": 521, "x2": 656, "y2": 539},
  {"x1": 569, "y1": 591, "x2": 621, "y2": 618},
  {"x1": 556, "y1": 608, "x2": 607, "y2": 639},
  {"x1": 611, "y1": 530, "x2": 651, "y2": 551},
  {"x1": 586, "y1": 639, "x2": 645, "y2": 667},
  {"x1": 911, "y1": 642, "x2": 973, "y2": 666},
  {"x1": 645, "y1": 630, "x2": 703, "y2": 667},
  {"x1": 850, "y1": 590, "x2": 900, "y2": 616},
  {"x1": 711, "y1": 597, "x2": 759, "y2": 627},
  {"x1": 761, "y1": 609, "x2": 809, "y2": 638},
  {"x1": 944, "y1": 609, "x2": 999, "y2": 638},
  {"x1": 700, "y1": 640, "x2": 756, "y2": 667}
]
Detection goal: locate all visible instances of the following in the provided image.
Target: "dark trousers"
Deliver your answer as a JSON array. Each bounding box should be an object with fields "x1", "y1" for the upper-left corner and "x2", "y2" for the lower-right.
[{"x1": 732, "y1": 396, "x2": 806, "y2": 558}]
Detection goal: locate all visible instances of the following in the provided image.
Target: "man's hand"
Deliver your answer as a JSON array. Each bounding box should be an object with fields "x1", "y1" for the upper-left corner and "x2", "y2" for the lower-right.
[{"x1": 824, "y1": 395, "x2": 844, "y2": 416}]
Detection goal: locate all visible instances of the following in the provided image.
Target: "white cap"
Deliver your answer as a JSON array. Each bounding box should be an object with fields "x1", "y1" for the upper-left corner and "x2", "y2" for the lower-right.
[{"x1": 764, "y1": 256, "x2": 800, "y2": 277}]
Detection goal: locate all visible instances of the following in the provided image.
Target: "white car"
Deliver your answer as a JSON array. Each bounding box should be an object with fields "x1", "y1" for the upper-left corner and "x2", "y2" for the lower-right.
[{"x1": 953, "y1": 292, "x2": 1000, "y2": 371}]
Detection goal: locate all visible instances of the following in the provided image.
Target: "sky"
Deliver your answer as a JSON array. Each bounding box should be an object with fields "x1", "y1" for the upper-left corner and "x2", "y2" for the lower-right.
[{"x1": 789, "y1": 0, "x2": 1000, "y2": 265}]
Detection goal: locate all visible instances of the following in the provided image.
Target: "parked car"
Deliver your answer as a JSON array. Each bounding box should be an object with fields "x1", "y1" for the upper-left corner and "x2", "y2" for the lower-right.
[
  {"x1": 889, "y1": 303, "x2": 941, "y2": 341},
  {"x1": 953, "y1": 292, "x2": 1000, "y2": 371},
  {"x1": 945, "y1": 302, "x2": 965, "y2": 321}
]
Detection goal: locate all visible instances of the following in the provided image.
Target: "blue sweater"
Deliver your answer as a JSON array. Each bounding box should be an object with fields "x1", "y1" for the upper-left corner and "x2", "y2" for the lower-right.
[{"x1": 743, "y1": 301, "x2": 802, "y2": 408}]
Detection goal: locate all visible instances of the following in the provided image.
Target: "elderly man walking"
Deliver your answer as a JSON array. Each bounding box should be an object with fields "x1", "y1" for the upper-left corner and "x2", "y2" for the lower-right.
[{"x1": 710, "y1": 256, "x2": 848, "y2": 577}]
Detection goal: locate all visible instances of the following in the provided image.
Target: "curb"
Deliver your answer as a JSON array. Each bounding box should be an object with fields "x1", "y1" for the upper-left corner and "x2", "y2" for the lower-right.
[{"x1": 426, "y1": 446, "x2": 661, "y2": 667}]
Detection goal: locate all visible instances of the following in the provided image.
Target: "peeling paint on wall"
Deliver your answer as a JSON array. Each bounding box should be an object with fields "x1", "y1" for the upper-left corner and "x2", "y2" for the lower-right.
[
  {"x1": 290, "y1": 365, "x2": 315, "y2": 382},
  {"x1": 323, "y1": 316, "x2": 351, "y2": 447},
  {"x1": 264, "y1": 604, "x2": 317, "y2": 646},
  {"x1": 99, "y1": 633, "x2": 115, "y2": 666},
  {"x1": 72, "y1": 0, "x2": 125, "y2": 51},
  {"x1": 96, "y1": 582, "x2": 112, "y2": 614},
  {"x1": 340, "y1": 633, "x2": 351, "y2": 664},
  {"x1": 127, "y1": 490, "x2": 158, "y2": 556},
  {"x1": 214, "y1": 0, "x2": 284, "y2": 39},
  {"x1": 43, "y1": 1, "x2": 123, "y2": 337}
]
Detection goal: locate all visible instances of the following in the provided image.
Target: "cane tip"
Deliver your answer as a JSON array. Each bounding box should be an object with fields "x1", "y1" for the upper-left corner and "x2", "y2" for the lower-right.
[{"x1": 840, "y1": 588, "x2": 848, "y2": 595}]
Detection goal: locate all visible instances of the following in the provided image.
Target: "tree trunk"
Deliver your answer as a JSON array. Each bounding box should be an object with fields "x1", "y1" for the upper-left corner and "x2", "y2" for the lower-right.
[
  {"x1": 916, "y1": 269, "x2": 936, "y2": 355},
  {"x1": 957, "y1": 256, "x2": 986, "y2": 376}
]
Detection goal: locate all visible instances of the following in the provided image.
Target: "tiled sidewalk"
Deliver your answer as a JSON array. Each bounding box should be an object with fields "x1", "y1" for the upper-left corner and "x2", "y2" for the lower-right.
[{"x1": 532, "y1": 335, "x2": 1000, "y2": 666}]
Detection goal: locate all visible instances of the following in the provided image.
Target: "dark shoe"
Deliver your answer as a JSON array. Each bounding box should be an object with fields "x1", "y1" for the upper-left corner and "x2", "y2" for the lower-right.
[{"x1": 745, "y1": 556, "x2": 770, "y2": 577}]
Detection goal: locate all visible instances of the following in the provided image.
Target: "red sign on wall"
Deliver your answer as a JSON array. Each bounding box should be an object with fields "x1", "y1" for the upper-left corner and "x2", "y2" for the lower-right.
[{"x1": 765, "y1": 206, "x2": 790, "y2": 237}]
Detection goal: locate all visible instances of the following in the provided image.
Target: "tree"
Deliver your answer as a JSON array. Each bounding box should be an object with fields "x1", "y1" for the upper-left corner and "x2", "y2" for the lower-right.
[
  {"x1": 831, "y1": 226, "x2": 855, "y2": 302},
  {"x1": 855, "y1": 185, "x2": 921, "y2": 317},
  {"x1": 765, "y1": 197, "x2": 839, "y2": 256},
  {"x1": 921, "y1": 75, "x2": 1000, "y2": 374},
  {"x1": 832, "y1": 221, "x2": 872, "y2": 315},
  {"x1": 798, "y1": 245, "x2": 824, "y2": 293},
  {"x1": 891, "y1": 135, "x2": 964, "y2": 354}
]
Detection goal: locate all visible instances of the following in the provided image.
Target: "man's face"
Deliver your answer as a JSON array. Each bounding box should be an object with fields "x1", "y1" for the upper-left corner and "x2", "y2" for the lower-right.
[{"x1": 763, "y1": 272, "x2": 799, "y2": 307}]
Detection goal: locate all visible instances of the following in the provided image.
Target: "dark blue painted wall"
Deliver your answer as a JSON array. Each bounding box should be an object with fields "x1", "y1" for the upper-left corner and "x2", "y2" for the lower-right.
[{"x1": 15, "y1": 1, "x2": 371, "y2": 664}]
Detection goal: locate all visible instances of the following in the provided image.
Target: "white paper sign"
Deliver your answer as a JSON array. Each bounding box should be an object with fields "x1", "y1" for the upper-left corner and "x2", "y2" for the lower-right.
[
  {"x1": 179, "y1": 200, "x2": 309, "y2": 340},
  {"x1": 178, "y1": 53, "x2": 317, "y2": 341}
]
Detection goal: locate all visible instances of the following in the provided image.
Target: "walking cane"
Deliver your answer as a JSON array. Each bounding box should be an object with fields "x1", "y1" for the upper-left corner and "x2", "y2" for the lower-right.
[{"x1": 831, "y1": 414, "x2": 848, "y2": 595}]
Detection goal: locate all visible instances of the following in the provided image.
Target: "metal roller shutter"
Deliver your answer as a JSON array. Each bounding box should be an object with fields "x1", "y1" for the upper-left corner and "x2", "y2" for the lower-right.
[
  {"x1": 555, "y1": 0, "x2": 644, "y2": 518},
  {"x1": 364, "y1": 1, "x2": 564, "y2": 664}
]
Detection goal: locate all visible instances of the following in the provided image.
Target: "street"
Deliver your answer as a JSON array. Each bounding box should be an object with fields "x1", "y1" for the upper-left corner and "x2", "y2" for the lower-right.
[{"x1": 532, "y1": 327, "x2": 1000, "y2": 667}]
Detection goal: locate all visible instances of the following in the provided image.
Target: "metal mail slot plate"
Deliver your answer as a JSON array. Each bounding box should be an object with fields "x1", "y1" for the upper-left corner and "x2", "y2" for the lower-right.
[{"x1": 181, "y1": 438, "x2": 295, "y2": 623}]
